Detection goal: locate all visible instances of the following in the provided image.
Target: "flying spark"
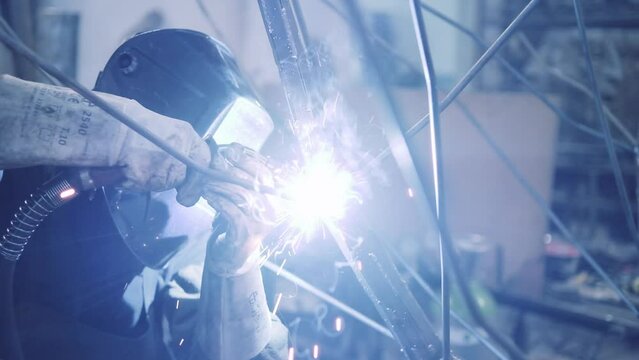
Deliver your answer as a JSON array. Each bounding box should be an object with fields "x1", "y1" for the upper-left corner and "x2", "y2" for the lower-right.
[
  {"x1": 335, "y1": 317, "x2": 343, "y2": 332},
  {"x1": 272, "y1": 292, "x2": 283, "y2": 316}
]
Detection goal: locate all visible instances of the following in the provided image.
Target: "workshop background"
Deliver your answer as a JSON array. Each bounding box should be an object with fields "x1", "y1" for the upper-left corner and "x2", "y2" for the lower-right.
[{"x1": 2, "y1": 0, "x2": 639, "y2": 359}]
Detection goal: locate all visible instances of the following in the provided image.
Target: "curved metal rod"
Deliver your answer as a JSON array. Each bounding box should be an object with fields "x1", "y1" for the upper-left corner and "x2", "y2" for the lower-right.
[
  {"x1": 571, "y1": 0, "x2": 639, "y2": 245},
  {"x1": 406, "y1": 0, "x2": 541, "y2": 137},
  {"x1": 407, "y1": 1, "x2": 450, "y2": 357}
]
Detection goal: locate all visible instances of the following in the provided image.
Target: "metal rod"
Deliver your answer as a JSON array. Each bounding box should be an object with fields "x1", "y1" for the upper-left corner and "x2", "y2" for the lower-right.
[
  {"x1": 290, "y1": 0, "x2": 311, "y2": 51},
  {"x1": 340, "y1": 1, "x2": 450, "y2": 357},
  {"x1": 517, "y1": 33, "x2": 637, "y2": 147},
  {"x1": 455, "y1": 100, "x2": 639, "y2": 317},
  {"x1": 572, "y1": 0, "x2": 639, "y2": 245},
  {"x1": 330, "y1": 225, "x2": 442, "y2": 359},
  {"x1": 406, "y1": 0, "x2": 541, "y2": 138},
  {"x1": 263, "y1": 261, "x2": 394, "y2": 339},
  {"x1": 257, "y1": 0, "x2": 315, "y2": 129},
  {"x1": 493, "y1": 290, "x2": 639, "y2": 335},
  {"x1": 339, "y1": 1, "x2": 527, "y2": 356},
  {"x1": 407, "y1": 1, "x2": 450, "y2": 357},
  {"x1": 389, "y1": 248, "x2": 509, "y2": 360},
  {"x1": 0, "y1": 17, "x2": 276, "y2": 195},
  {"x1": 410, "y1": 4, "x2": 529, "y2": 358},
  {"x1": 380, "y1": 0, "x2": 639, "y2": 324},
  {"x1": 366, "y1": 0, "x2": 632, "y2": 166},
  {"x1": 417, "y1": 1, "x2": 634, "y2": 153},
  {"x1": 259, "y1": 2, "x2": 442, "y2": 357},
  {"x1": 319, "y1": 0, "x2": 634, "y2": 173}
]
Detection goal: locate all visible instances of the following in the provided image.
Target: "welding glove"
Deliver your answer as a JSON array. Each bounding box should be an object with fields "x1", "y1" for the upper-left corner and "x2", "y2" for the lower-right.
[
  {"x1": 203, "y1": 143, "x2": 277, "y2": 277},
  {"x1": 0, "y1": 74, "x2": 210, "y2": 195},
  {"x1": 192, "y1": 143, "x2": 278, "y2": 359}
]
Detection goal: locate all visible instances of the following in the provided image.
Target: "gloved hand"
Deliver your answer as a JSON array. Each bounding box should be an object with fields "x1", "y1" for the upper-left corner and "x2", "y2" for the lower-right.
[
  {"x1": 0, "y1": 74, "x2": 210, "y2": 196},
  {"x1": 202, "y1": 143, "x2": 277, "y2": 277}
]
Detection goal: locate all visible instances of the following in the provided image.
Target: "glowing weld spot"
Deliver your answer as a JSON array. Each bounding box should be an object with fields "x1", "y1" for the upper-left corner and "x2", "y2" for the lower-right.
[
  {"x1": 407, "y1": 187, "x2": 414, "y2": 198},
  {"x1": 285, "y1": 152, "x2": 355, "y2": 235},
  {"x1": 179, "y1": 338, "x2": 185, "y2": 347},
  {"x1": 287, "y1": 347, "x2": 295, "y2": 360},
  {"x1": 312, "y1": 344, "x2": 319, "y2": 359},
  {"x1": 356, "y1": 260, "x2": 363, "y2": 271},
  {"x1": 176, "y1": 299, "x2": 180, "y2": 310},
  {"x1": 272, "y1": 293, "x2": 283, "y2": 316},
  {"x1": 335, "y1": 317, "x2": 343, "y2": 332},
  {"x1": 59, "y1": 188, "x2": 77, "y2": 199}
]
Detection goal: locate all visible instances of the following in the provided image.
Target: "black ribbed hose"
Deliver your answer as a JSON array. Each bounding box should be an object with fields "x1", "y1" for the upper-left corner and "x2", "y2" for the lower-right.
[{"x1": 0, "y1": 175, "x2": 79, "y2": 360}]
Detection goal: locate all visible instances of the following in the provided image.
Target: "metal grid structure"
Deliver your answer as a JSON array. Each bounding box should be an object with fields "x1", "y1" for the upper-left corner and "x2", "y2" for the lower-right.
[
  {"x1": 0, "y1": 0, "x2": 638, "y2": 359},
  {"x1": 257, "y1": 0, "x2": 639, "y2": 359}
]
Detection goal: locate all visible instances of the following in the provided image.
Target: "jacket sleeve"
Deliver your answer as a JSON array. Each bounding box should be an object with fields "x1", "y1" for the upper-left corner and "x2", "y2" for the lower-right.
[
  {"x1": 160, "y1": 264, "x2": 289, "y2": 360},
  {"x1": 0, "y1": 74, "x2": 126, "y2": 169}
]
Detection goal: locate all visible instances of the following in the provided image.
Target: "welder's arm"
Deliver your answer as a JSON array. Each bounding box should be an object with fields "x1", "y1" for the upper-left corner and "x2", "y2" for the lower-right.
[
  {"x1": 191, "y1": 144, "x2": 287, "y2": 359},
  {"x1": 162, "y1": 264, "x2": 288, "y2": 360},
  {"x1": 187, "y1": 260, "x2": 286, "y2": 360},
  {"x1": 0, "y1": 74, "x2": 209, "y2": 196}
]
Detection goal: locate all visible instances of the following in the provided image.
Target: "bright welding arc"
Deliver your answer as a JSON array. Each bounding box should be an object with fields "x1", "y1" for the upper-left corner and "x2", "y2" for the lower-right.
[{"x1": 281, "y1": 152, "x2": 356, "y2": 236}]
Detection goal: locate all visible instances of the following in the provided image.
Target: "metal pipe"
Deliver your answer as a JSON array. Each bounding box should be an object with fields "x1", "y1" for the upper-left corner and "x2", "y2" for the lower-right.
[
  {"x1": 257, "y1": 0, "x2": 315, "y2": 129},
  {"x1": 493, "y1": 290, "x2": 639, "y2": 335},
  {"x1": 290, "y1": 0, "x2": 311, "y2": 51},
  {"x1": 259, "y1": 1, "x2": 442, "y2": 357},
  {"x1": 572, "y1": 0, "x2": 639, "y2": 245},
  {"x1": 338, "y1": 1, "x2": 447, "y2": 357},
  {"x1": 407, "y1": 1, "x2": 450, "y2": 357}
]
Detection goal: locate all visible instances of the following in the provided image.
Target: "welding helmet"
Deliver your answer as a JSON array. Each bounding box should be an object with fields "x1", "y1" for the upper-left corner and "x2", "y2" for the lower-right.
[{"x1": 94, "y1": 29, "x2": 273, "y2": 269}]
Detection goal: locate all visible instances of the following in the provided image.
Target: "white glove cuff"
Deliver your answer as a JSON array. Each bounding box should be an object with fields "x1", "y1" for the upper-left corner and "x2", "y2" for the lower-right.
[
  {"x1": 208, "y1": 247, "x2": 263, "y2": 278},
  {"x1": 93, "y1": 92, "x2": 131, "y2": 167},
  {"x1": 196, "y1": 263, "x2": 272, "y2": 360}
]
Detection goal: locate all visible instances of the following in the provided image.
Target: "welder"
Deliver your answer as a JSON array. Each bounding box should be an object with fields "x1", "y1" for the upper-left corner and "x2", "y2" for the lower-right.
[{"x1": 0, "y1": 30, "x2": 288, "y2": 360}]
